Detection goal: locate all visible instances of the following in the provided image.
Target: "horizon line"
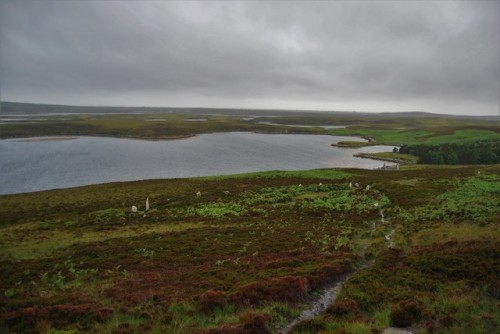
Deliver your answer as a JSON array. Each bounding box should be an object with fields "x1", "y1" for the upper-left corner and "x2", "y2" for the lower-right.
[{"x1": 1, "y1": 100, "x2": 498, "y2": 117}]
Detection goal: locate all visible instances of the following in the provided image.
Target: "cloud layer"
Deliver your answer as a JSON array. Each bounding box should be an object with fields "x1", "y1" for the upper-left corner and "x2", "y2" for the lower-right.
[{"x1": 1, "y1": 0, "x2": 498, "y2": 115}]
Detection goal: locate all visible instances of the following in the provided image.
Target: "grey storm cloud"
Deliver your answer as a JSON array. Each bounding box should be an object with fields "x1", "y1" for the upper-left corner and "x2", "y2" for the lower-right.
[{"x1": 0, "y1": 0, "x2": 499, "y2": 115}]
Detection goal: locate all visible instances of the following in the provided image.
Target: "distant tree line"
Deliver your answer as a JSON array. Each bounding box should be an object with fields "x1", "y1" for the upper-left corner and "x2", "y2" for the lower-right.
[{"x1": 397, "y1": 140, "x2": 500, "y2": 164}]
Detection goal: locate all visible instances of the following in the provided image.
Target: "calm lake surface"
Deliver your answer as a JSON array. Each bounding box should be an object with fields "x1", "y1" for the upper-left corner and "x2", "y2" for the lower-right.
[{"x1": 0, "y1": 132, "x2": 394, "y2": 194}]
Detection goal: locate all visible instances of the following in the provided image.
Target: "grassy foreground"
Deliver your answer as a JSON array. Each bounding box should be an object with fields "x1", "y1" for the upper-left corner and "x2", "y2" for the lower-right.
[{"x1": 0, "y1": 165, "x2": 499, "y2": 333}]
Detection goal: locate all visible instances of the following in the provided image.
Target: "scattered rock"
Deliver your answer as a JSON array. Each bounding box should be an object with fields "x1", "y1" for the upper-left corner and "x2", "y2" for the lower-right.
[{"x1": 382, "y1": 328, "x2": 415, "y2": 334}]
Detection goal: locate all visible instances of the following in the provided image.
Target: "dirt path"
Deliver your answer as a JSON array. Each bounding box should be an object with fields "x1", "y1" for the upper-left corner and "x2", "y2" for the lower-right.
[
  {"x1": 278, "y1": 214, "x2": 395, "y2": 333},
  {"x1": 277, "y1": 260, "x2": 374, "y2": 333},
  {"x1": 385, "y1": 228, "x2": 396, "y2": 248}
]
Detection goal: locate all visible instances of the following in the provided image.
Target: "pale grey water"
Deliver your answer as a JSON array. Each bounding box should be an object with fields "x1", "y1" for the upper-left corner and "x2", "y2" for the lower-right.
[
  {"x1": 0, "y1": 132, "x2": 394, "y2": 194},
  {"x1": 258, "y1": 121, "x2": 346, "y2": 129}
]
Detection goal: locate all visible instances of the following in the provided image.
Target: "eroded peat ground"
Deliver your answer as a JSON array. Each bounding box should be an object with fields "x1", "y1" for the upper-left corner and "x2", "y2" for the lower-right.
[{"x1": 0, "y1": 166, "x2": 499, "y2": 333}]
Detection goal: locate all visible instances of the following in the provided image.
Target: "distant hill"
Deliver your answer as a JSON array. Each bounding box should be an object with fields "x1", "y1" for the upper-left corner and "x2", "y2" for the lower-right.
[{"x1": 2, "y1": 101, "x2": 498, "y2": 120}]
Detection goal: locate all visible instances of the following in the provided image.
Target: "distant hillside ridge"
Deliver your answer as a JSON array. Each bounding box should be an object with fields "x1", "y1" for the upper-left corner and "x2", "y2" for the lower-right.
[{"x1": 2, "y1": 101, "x2": 497, "y2": 120}]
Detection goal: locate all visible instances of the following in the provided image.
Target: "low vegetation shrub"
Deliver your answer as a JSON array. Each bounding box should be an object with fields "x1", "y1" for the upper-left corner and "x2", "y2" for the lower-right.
[
  {"x1": 240, "y1": 312, "x2": 270, "y2": 334},
  {"x1": 228, "y1": 276, "x2": 309, "y2": 306},
  {"x1": 389, "y1": 300, "x2": 422, "y2": 327},
  {"x1": 198, "y1": 290, "x2": 226, "y2": 314},
  {"x1": 184, "y1": 203, "x2": 246, "y2": 218},
  {"x1": 3, "y1": 304, "x2": 114, "y2": 332},
  {"x1": 289, "y1": 318, "x2": 326, "y2": 333},
  {"x1": 326, "y1": 297, "x2": 361, "y2": 318},
  {"x1": 344, "y1": 322, "x2": 372, "y2": 334},
  {"x1": 83, "y1": 208, "x2": 125, "y2": 227}
]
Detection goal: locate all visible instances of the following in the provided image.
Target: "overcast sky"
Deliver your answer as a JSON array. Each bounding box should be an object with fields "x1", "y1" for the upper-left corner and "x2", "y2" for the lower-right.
[{"x1": 0, "y1": 0, "x2": 499, "y2": 115}]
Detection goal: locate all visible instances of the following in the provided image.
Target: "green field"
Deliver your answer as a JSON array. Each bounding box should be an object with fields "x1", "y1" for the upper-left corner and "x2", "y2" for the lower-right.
[
  {"x1": 1, "y1": 165, "x2": 499, "y2": 333},
  {"x1": 1, "y1": 102, "x2": 499, "y2": 147}
]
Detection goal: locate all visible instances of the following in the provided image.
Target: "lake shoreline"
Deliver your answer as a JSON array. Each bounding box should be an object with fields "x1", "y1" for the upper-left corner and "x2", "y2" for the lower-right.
[
  {"x1": 2, "y1": 130, "x2": 382, "y2": 146},
  {"x1": 13, "y1": 136, "x2": 79, "y2": 142},
  {"x1": 0, "y1": 132, "x2": 395, "y2": 195},
  {"x1": 353, "y1": 152, "x2": 410, "y2": 165}
]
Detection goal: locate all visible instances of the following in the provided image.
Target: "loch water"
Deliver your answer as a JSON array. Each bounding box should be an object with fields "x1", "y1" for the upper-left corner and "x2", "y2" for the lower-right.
[{"x1": 0, "y1": 132, "x2": 395, "y2": 194}]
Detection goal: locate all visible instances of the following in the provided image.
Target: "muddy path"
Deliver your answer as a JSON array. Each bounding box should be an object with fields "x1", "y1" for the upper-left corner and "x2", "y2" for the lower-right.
[
  {"x1": 278, "y1": 215, "x2": 395, "y2": 334},
  {"x1": 277, "y1": 260, "x2": 374, "y2": 333}
]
